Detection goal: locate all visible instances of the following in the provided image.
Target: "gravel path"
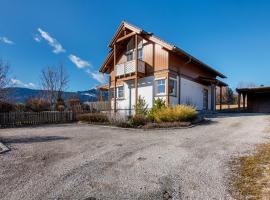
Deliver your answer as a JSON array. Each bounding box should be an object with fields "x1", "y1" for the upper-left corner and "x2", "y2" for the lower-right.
[{"x1": 0, "y1": 113, "x2": 269, "y2": 200}]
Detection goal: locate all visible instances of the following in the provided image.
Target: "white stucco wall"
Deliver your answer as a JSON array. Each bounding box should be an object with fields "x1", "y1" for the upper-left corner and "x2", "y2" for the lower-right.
[
  {"x1": 114, "y1": 76, "x2": 154, "y2": 115},
  {"x1": 112, "y1": 75, "x2": 215, "y2": 115},
  {"x1": 180, "y1": 77, "x2": 212, "y2": 110}
]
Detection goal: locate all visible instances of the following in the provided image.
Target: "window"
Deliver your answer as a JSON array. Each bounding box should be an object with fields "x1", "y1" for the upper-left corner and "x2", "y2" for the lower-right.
[
  {"x1": 138, "y1": 48, "x2": 143, "y2": 60},
  {"x1": 117, "y1": 86, "x2": 124, "y2": 98},
  {"x1": 126, "y1": 51, "x2": 133, "y2": 61},
  {"x1": 156, "y1": 79, "x2": 166, "y2": 95},
  {"x1": 169, "y1": 79, "x2": 177, "y2": 96}
]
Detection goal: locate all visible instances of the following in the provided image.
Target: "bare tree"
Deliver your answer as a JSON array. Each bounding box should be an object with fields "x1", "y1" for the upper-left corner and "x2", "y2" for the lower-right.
[
  {"x1": 40, "y1": 63, "x2": 69, "y2": 107},
  {"x1": 0, "y1": 59, "x2": 11, "y2": 101},
  {"x1": 237, "y1": 81, "x2": 257, "y2": 89}
]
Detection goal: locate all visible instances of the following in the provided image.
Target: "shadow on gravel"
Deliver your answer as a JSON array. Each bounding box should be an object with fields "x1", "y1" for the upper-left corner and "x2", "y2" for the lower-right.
[
  {"x1": 198, "y1": 119, "x2": 218, "y2": 126},
  {"x1": 207, "y1": 113, "x2": 270, "y2": 118},
  {"x1": 2, "y1": 136, "x2": 70, "y2": 144}
]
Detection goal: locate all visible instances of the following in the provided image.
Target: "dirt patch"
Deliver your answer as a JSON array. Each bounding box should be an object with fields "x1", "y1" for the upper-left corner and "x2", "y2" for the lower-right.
[{"x1": 230, "y1": 143, "x2": 270, "y2": 199}]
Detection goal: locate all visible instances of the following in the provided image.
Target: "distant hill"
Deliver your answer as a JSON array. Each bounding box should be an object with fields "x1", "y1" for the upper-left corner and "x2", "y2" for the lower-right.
[{"x1": 4, "y1": 87, "x2": 108, "y2": 104}]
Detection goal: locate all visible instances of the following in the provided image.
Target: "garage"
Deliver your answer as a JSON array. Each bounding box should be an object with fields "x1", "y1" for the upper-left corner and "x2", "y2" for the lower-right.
[{"x1": 236, "y1": 87, "x2": 270, "y2": 113}]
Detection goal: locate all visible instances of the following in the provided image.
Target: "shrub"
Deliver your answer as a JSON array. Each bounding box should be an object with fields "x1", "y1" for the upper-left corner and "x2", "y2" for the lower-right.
[
  {"x1": 25, "y1": 98, "x2": 50, "y2": 112},
  {"x1": 129, "y1": 114, "x2": 147, "y2": 127},
  {"x1": 149, "y1": 105, "x2": 197, "y2": 123},
  {"x1": 147, "y1": 98, "x2": 166, "y2": 121},
  {"x1": 78, "y1": 113, "x2": 109, "y2": 123},
  {"x1": 134, "y1": 95, "x2": 148, "y2": 116}
]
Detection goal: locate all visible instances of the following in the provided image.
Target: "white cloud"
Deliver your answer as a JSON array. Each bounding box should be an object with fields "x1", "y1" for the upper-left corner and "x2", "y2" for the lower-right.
[
  {"x1": 24, "y1": 82, "x2": 36, "y2": 88},
  {"x1": 86, "y1": 70, "x2": 105, "y2": 84},
  {"x1": 11, "y1": 78, "x2": 23, "y2": 85},
  {"x1": 11, "y1": 78, "x2": 36, "y2": 88},
  {"x1": 37, "y1": 28, "x2": 65, "y2": 53},
  {"x1": 33, "y1": 34, "x2": 41, "y2": 42},
  {"x1": 69, "y1": 54, "x2": 91, "y2": 69},
  {"x1": 0, "y1": 36, "x2": 14, "y2": 45}
]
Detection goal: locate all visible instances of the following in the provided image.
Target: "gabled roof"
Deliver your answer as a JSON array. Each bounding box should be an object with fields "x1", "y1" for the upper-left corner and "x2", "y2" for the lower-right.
[{"x1": 100, "y1": 21, "x2": 226, "y2": 79}]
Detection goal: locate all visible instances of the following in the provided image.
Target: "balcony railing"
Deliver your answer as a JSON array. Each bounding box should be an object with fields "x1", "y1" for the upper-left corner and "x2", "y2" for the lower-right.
[{"x1": 116, "y1": 60, "x2": 145, "y2": 76}]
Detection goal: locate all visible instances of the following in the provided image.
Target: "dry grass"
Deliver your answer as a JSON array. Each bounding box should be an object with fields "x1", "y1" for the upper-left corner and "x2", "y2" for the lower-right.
[
  {"x1": 216, "y1": 104, "x2": 240, "y2": 110},
  {"x1": 231, "y1": 143, "x2": 270, "y2": 199}
]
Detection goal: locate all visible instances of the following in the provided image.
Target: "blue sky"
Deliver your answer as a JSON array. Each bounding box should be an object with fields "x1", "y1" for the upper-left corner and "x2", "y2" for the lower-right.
[{"x1": 0, "y1": 0, "x2": 270, "y2": 91}]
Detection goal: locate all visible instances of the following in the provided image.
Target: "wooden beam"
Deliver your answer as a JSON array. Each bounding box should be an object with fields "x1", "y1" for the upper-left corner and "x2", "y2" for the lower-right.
[
  {"x1": 220, "y1": 86, "x2": 222, "y2": 111},
  {"x1": 211, "y1": 84, "x2": 215, "y2": 111},
  {"x1": 116, "y1": 32, "x2": 136, "y2": 43},
  {"x1": 108, "y1": 76, "x2": 111, "y2": 110},
  {"x1": 135, "y1": 34, "x2": 138, "y2": 114},
  {"x1": 113, "y1": 44, "x2": 117, "y2": 113}
]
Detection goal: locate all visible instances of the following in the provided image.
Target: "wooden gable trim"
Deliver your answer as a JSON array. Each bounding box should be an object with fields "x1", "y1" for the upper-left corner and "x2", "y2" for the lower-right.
[{"x1": 116, "y1": 32, "x2": 136, "y2": 43}]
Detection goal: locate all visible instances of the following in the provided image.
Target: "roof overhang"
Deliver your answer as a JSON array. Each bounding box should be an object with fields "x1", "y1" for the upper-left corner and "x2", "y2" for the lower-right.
[
  {"x1": 197, "y1": 76, "x2": 227, "y2": 87},
  {"x1": 236, "y1": 87, "x2": 270, "y2": 94}
]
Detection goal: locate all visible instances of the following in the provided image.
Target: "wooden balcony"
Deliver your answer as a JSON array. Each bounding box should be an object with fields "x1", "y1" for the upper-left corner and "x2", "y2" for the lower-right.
[{"x1": 115, "y1": 60, "x2": 145, "y2": 77}]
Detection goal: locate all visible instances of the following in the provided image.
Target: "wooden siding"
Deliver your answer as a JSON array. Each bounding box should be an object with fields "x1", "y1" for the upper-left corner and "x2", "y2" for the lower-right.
[{"x1": 169, "y1": 52, "x2": 215, "y2": 79}]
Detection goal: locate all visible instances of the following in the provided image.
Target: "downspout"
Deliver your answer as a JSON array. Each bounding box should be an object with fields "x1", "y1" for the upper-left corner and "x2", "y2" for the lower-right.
[{"x1": 178, "y1": 56, "x2": 192, "y2": 104}]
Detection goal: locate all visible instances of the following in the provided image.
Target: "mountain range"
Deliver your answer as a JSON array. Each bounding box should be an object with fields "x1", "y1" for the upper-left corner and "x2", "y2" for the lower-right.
[{"x1": 4, "y1": 87, "x2": 108, "y2": 104}]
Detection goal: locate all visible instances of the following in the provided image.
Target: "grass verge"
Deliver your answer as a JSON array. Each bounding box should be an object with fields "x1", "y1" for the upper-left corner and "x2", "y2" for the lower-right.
[{"x1": 231, "y1": 143, "x2": 270, "y2": 199}]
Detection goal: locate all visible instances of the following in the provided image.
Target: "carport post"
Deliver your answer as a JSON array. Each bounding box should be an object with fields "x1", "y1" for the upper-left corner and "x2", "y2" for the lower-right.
[
  {"x1": 220, "y1": 86, "x2": 222, "y2": 111},
  {"x1": 243, "y1": 93, "x2": 246, "y2": 110},
  {"x1": 238, "y1": 92, "x2": 241, "y2": 110}
]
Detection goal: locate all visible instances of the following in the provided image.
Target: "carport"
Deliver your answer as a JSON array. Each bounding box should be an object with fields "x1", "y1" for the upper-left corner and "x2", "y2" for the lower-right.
[{"x1": 236, "y1": 87, "x2": 270, "y2": 113}]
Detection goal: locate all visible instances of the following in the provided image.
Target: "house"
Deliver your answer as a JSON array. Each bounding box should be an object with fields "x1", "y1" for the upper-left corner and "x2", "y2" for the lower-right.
[
  {"x1": 236, "y1": 87, "x2": 270, "y2": 113},
  {"x1": 99, "y1": 21, "x2": 227, "y2": 115}
]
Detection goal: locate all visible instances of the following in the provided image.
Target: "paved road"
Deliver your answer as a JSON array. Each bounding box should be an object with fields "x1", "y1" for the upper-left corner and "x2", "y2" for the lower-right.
[{"x1": 0, "y1": 113, "x2": 269, "y2": 200}]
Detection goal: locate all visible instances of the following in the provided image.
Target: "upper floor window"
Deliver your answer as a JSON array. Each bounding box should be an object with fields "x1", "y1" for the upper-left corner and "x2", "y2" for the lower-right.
[
  {"x1": 169, "y1": 78, "x2": 177, "y2": 96},
  {"x1": 138, "y1": 48, "x2": 143, "y2": 60},
  {"x1": 156, "y1": 79, "x2": 165, "y2": 95}
]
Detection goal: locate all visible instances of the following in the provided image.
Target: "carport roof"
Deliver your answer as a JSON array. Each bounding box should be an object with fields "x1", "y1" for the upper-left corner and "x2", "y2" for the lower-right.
[{"x1": 236, "y1": 86, "x2": 270, "y2": 94}]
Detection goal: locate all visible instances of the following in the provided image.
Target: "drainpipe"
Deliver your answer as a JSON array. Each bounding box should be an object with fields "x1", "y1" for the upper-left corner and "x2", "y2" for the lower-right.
[{"x1": 178, "y1": 56, "x2": 192, "y2": 104}]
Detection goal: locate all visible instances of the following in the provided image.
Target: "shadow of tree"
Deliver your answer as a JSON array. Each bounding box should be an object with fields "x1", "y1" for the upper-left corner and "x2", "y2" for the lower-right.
[{"x1": 2, "y1": 136, "x2": 70, "y2": 144}]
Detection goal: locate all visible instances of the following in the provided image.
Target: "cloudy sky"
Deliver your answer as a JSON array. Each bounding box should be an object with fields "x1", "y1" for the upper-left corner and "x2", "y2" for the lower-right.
[{"x1": 1, "y1": 0, "x2": 270, "y2": 91}]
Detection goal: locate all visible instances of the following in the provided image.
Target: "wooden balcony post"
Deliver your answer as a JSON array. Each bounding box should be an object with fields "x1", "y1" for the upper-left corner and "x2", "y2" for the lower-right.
[
  {"x1": 135, "y1": 34, "x2": 138, "y2": 113},
  {"x1": 114, "y1": 44, "x2": 117, "y2": 113},
  {"x1": 220, "y1": 86, "x2": 222, "y2": 111}
]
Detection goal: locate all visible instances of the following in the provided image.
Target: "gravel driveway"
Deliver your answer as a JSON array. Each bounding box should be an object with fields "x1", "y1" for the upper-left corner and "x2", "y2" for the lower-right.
[{"x1": 0, "y1": 113, "x2": 269, "y2": 200}]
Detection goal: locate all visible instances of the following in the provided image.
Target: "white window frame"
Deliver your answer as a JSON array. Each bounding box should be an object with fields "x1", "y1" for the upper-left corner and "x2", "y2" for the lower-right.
[
  {"x1": 155, "y1": 79, "x2": 166, "y2": 96},
  {"x1": 117, "y1": 85, "x2": 124, "y2": 99},
  {"x1": 169, "y1": 78, "x2": 177, "y2": 96}
]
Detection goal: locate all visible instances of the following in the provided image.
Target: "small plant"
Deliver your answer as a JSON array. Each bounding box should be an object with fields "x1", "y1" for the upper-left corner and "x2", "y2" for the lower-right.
[
  {"x1": 134, "y1": 96, "x2": 148, "y2": 116},
  {"x1": 78, "y1": 113, "x2": 109, "y2": 123}
]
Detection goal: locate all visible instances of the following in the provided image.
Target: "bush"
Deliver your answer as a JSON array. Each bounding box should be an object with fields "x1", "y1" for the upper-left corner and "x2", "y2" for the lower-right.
[
  {"x1": 147, "y1": 98, "x2": 166, "y2": 121},
  {"x1": 148, "y1": 105, "x2": 197, "y2": 123},
  {"x1": 129, "y1": 114, "x2": 147, "y2": 127},
  {"x1": 78, "y1": 113, "x2": 109, "y2": 123},
  {"x1": 25, "y1": 98, "x2": 50, "y2": 112},
  {"x1": 134, "y1": 96, "x2": 148, "y2": 116}
]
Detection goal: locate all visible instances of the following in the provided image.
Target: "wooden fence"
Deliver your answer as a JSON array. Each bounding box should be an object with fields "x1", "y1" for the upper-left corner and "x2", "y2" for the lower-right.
[{"x1": 0, "y1": 111, "x2": 77, "y2": 128}]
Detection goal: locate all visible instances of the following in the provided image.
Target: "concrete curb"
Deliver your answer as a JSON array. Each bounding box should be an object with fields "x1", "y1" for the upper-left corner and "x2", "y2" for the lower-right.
[{"x1": 0, "y1": 142, "x2": 10, "y2": 154}]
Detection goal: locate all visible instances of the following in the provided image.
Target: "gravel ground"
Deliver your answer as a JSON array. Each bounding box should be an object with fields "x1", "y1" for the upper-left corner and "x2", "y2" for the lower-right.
[{"x1": 0, "y1": 113, "x2": 269, "y2": 200}]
